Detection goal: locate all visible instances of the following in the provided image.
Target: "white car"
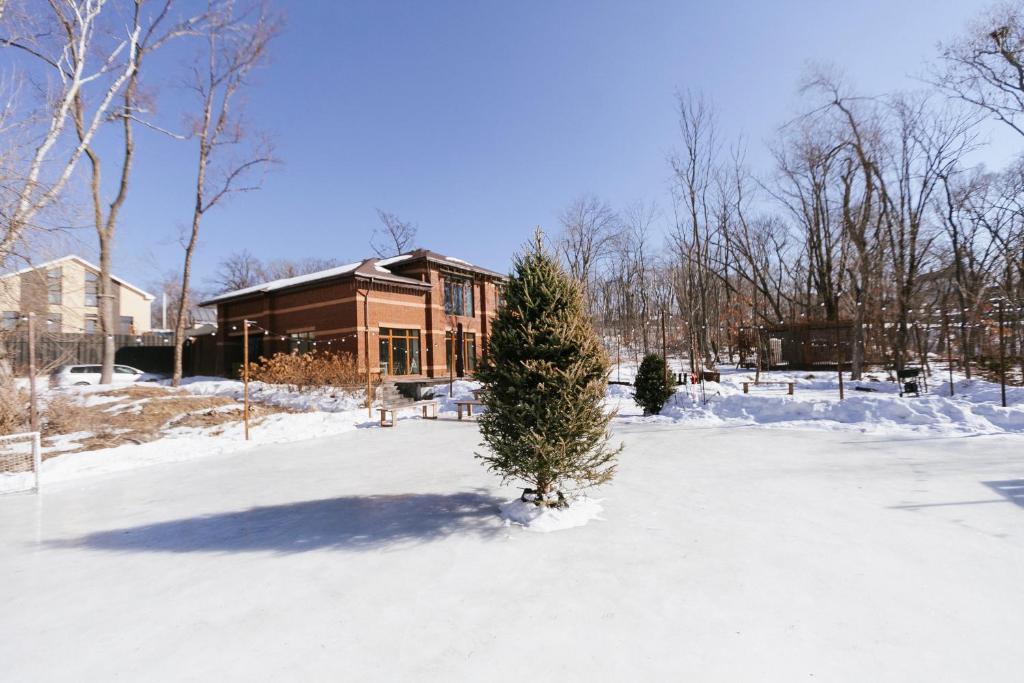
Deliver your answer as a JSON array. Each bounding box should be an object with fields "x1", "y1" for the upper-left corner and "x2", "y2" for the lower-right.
[{"x1": 54, "y1": 364, "x2": 146, "y2": 387}]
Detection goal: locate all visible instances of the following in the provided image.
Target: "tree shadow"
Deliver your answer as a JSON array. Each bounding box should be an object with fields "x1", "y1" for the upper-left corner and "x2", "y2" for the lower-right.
[
  {"x1": 53, "y1": 490, "x2": 507, "y2": 555},
  {"x1": 984, "y1": 479, "x2": 1024, "y2": 509}
]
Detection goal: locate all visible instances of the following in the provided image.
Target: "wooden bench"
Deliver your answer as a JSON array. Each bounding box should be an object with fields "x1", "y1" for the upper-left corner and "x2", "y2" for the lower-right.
[
  {"x1": 455, "y1": 400, "x2": 485, "y2": 420},
  {"x1": 378, "y1": 399, "x2": 438, "y2": 427},
  {"x1": 742, "y1": 381, "x2": 795, "y2": 395}
]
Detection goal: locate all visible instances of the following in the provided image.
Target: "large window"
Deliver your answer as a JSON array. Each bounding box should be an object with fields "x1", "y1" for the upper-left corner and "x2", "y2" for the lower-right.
[
  {"x1": 289, "y1": 331, "x2": 314, "y2": 355},
  {"x1": 445, "y1": 331, "x2": 477, "y2": 375},
  {"x1": 1, "y1": 311, "x2": 18, "y2": 331},
  {"x1": 85, "y1": 271, "x2": 98, "y2": 307},
  {"x1": 47, "y1": 268, "x2": 61, "y2": 305},
  {"x1": 443, "y1": 277, "x2": 474, "y2": 317},
  {"x1": 84, "y1": 316, "x2": 98, "y2": 334},
  {"x1": 379, "y1": 327, "x2": 421, "y2": 376}
]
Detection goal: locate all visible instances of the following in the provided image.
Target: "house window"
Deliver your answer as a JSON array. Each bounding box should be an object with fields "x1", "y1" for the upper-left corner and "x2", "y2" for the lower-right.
[
  {"x1": 495, "y1": 287, "x2": 505, "y2": 311},
  {"x1": 119, "y1": 316, "x2": 134, "y2": 334},
  {"x1": 445, "y1": 331, "x2": 477, "y2": 374},
  {"x1": 47, "y1": 313, "x2": 62, "y2": 330},
  {"x1": 2, "y1": 311, "x2": 18, "y2": 330},
  {"x1": 289, "y1": 331, "x2": 314, "y2": 355},
  {"x1": 47, "y1": 268, "x2": 61, "y2": 305},
  {"x1": 443, "y1": 277, "x2": 474, "y2": 317},
  {"x1": 85, "y1": 271, "x2": 98, "y2": 307},
  {"x1": 84, "y1": 316, "x2": 98, "y2": 334},
  {"x1": 378, "y1": 327, "x2": 420, "y2": 376}
]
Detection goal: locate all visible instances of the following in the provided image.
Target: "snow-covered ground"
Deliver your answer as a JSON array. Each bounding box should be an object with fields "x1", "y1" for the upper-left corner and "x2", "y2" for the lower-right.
[
  {"x1": 609, "y1": 365, "x2": 1024, "y2": 436},
  {"x1": 4, "y1": 366, "x2": 1022, "y2": 496},
  {"x1": 0, "y1": 419, "x2": 1021, "y2": 680}
]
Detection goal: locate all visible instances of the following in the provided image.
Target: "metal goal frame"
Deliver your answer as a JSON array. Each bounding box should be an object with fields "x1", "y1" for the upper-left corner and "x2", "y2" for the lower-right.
[{"x1": 0, "y1": 431, "x2": 42, "y2": 494}]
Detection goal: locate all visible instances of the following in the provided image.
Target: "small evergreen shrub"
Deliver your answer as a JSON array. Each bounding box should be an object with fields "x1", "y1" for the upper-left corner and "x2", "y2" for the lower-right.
[{"x1": 634, "y1": 354, "x2": 673, "y2": 415}]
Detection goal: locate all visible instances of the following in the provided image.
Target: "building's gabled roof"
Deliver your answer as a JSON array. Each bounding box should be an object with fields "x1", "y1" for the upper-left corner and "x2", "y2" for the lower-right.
[
  {"x1": 1, "y1": 254, "x2": 155, "y2": 300},
  {"x1": 200, "y1": 249, "x2": 506, "y2": 306}
]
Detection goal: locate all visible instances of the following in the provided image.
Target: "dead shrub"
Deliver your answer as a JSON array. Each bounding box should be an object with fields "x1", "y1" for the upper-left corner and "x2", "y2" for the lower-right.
[
  {"x1": 0, "y1": 375, "x2": 29, "y2": 434},
  {"x1": 42, "y1": 394, "x2": 94, "y2": 436},
  {"x1": 247, "y1": 351, "x2": 368, "y2": 391}
]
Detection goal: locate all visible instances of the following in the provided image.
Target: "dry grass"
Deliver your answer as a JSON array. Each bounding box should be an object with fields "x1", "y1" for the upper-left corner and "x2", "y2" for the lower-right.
[{"x1": 37, "y1": 385, "x2": 291, "y2": 458}]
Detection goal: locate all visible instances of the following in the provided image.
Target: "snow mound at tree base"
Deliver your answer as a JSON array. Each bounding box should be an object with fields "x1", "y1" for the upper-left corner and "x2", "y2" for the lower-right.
[{"x1": 500, "y1": 496, "x2": 603, "y2": 532}]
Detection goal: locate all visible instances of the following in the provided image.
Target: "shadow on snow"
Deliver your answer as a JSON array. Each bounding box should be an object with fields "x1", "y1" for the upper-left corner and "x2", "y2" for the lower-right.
[{"x1": 54, "y1": 490, "x2": 507, "y2": 555}]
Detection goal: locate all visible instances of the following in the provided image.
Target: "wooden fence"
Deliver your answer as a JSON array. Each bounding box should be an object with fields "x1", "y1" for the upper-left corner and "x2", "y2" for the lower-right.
[{"x1": 0, "y1": 332, "x2": 175, "y2": 374}]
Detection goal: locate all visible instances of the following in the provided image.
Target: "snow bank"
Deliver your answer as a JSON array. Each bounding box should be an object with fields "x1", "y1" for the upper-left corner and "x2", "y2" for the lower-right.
[
  {"x1": 429, "y1": 380, "x2": 482, "y2": 414},
  {"x1": 174, "y1": 378, "x2": 367, "y2": 413},
  {"x1": 608, "y1": 369, "x2": 1024, "y2": 435},
  {"x1": 500, "y1": 496, "x2": 604, "y2": 532}
]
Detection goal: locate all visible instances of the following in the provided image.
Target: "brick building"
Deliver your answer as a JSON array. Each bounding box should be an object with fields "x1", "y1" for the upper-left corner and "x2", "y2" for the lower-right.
[{"x1": 200, "y1": 249, "x2": 506, "y2": 379}]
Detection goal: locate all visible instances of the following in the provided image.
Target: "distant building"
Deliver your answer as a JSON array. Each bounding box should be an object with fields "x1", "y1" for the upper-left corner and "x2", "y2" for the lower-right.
[
  {"x1": 200, "y1": 249, "x2": 506, "y2": 379},
  {"x1": 0, "y1": 255, "x2": 155, "y2": 334}
]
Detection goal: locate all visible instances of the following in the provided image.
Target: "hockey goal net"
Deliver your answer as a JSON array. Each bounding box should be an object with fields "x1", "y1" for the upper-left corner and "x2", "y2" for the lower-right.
[{"x1": 0, "y1": 431, "x2": 41, "y2": 494}]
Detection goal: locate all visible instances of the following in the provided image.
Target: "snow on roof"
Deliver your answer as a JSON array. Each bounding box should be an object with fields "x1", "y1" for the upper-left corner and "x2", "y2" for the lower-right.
[
  {"x1": 444, "y1": 256, "x2": 473, "y2": 265},
  {"x1": 375, "y1": 254, "x2": 414, "y2": 266},
  {"x1": 201, "y1": 261, "x2": 363, "y2": 304},
  {"x1": 0, "y1": 254, "x2": 155, "y2": 300}
]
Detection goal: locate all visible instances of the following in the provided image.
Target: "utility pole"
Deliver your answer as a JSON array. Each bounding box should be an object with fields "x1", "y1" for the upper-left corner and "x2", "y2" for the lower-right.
[
  {"x1": 242, "y1": 319, "x2": 250, "y2": 440},
  {"x1": 27, "y1": 312, "x2": 38, "y2": 433}
]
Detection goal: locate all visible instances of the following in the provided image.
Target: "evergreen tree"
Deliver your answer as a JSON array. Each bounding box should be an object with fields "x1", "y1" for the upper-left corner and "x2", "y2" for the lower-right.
[
  {"x1": 634, "y1": 353, "x2": 674, "y2": 415},
  {"x1": 476, "y1": 231, "x2": 620, "y2": 507}
]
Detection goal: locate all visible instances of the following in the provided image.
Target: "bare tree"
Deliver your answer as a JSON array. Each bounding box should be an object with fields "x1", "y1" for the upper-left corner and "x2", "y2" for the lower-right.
[
  {"x1": 210, "y1": 249, "x2": 341, "y2": 293},
  {"x1": 71, "y1": 0, "x2": 193, "y2": 383},
  {"x1": 171, "y1": 0, "x2": 280, "y2": 385},
  {"x1": 211, "y1": 248, "x2": 264, "y2": 293},
  {"x1": 937, "y1": 3, "x2": 1024, "y2": 138},
  {"x1": 671, "y1": 92, "x2": 720, "y2": 369},
  {"x1": 371, "y1": 209, "x2": 416, "y2": 257},
  {"x1": 263, "y1": 256, "x2": 340, "y2": 280},
  {"x1": 557, "y1": 195, "x2": 618, "y2": 299},
  {"x1": 0, "y1": 0, "x2": 142, "y2": 260}
]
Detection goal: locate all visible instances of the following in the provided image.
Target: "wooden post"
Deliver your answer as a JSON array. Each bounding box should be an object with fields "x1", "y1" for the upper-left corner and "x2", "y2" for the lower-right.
[
  {"x1": 835, "y1": 324, "x2": 844, "y2": 401},
  {"x1": 27, "y1": 312, "x2": 38, "y2": 433},
  {"x1": 363, "y1": 288, "x2": 372, "y2": 418},
  {"x1": 944, "y1": 310, "x2": 954, "y2": 397},
  {"x1": 616, "y1": 340, "x2": 621, "y2": 383},
  {"x1": 242, "y1": 319, "x2": 250, "y2": 440},
  {"x1": 998, "y1": 300, "x2": 1007, "y2": 408},
  {"x1": 449, "y1": 319, "x2": 455, "y2": 398},
  {"x1": 660, "y1": 308, "x2": 668, "y2": 382}
]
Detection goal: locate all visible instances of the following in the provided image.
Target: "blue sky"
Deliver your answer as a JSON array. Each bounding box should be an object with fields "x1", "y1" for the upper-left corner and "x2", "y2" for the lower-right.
[{"x1": 77, "y1": 0, "x2": 1012, "y2": 293}]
